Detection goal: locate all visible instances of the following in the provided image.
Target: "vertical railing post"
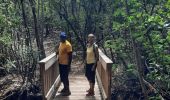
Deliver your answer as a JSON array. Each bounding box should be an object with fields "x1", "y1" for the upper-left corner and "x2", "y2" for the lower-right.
[
  {"x1": 39, "y1": 53, "x2": 59, "y2": 100},
  {"x1": 40, "y1": 63, "x2": 46, "y2": 100},
  {"x1": 107, "y1": 63, "x2": 112, "y2": 100}
]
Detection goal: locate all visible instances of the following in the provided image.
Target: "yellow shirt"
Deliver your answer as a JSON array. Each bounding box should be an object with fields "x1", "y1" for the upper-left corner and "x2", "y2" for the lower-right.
[
  {"x1": 86, "y1": 46, "x2": 95, "y2": 64},
  {"x1": 58, "y1": 40, "x2": 72, "y2": 65}
]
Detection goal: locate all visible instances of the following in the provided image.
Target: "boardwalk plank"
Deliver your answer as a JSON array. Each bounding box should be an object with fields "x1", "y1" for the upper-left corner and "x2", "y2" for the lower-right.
[{"x1": 53, "y1": 73, "x2": 102, "y2": 100}]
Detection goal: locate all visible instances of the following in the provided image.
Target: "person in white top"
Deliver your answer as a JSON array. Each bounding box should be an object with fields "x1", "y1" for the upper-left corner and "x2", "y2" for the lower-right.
[{"x1": 85, "y1": 33, "x2": 99, "y2": 96}]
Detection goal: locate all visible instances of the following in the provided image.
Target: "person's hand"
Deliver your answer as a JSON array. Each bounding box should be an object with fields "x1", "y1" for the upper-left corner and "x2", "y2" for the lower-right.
[
  {"x1": 92, "y1": 62, "x2": 98, "y2": 71},
  {"x1": 55, "y1": 51, "x2": 58, "y2": 56},
  {"x1": 91, "y1": 64, "x2": 96, "y2": 71}
]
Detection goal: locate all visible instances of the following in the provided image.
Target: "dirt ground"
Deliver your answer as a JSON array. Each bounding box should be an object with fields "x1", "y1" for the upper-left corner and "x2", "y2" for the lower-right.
[{"x1": 0, "y1": 75, "x2": 22, "y2": 99}]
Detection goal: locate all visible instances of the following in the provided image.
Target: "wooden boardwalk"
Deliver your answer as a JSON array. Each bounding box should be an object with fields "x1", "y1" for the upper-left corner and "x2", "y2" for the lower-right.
[
  {"x1": 54, "y1": 67, "x2": 102, "y2": 100},
  {"x1": 39, "y1": 51, "x2": 112, "y2": 100}
]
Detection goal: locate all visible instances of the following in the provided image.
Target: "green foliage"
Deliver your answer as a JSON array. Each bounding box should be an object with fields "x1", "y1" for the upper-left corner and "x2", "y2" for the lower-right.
[
  {"x1": 4, "y1": 59, "x2": 16, "y2": 73},
  {"x1": 0, "y1": 0, "x2": 170, "y2": 98},
  {"x1": 104, "y1": 0, "x2": 170, "y2": 98},
  {"x1": 105, "y1": 38, "x2": 128, "y2": 58},
  {"x1": 112, "y1": 64, "x2": 119, "y2": 70},
  {"x1": 149, "y1": 95, "x2": 162, "y2": 100},
  {"x1": 0, "y1": 33, "x2": 12, "y2": 46}
]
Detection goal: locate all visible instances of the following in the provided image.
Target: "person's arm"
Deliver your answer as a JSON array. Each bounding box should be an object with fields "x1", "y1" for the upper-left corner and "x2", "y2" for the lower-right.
[
  {"x1": 67, "y1": 43, "x2": 72, "y2": 72},
  {"x1": 84, "y1": 47, "x2": 87, "y2": 64},
  {"x1": 55, "y1": 44, "x2": 59, "y2": 55},
  {"x1": 92, "y1": 46, "x2": 99, "y2": 71},
  {"x1": 68, "y1": 52, "x2": 72, "y2": 67}
]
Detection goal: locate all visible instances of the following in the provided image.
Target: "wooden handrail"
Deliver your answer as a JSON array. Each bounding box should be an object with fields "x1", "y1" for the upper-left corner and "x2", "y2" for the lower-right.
[
  {"x1": 96, "y1": 49, "x2": 113, "y2": 100},
  {"x1": 39, "y1": 53, "x2": 60, "y2": 100},
  {"x1": 39, "y1": 49, "x2": 113, "y2": 100}
]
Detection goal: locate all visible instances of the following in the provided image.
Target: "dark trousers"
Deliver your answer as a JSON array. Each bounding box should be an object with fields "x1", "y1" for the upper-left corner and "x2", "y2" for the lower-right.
[
  {"x1": 85, "y1": 63, "x2": 96, "y2": 84},
  {"x1": 59, "y1": 64, "x2": 69, "y2": 89}
]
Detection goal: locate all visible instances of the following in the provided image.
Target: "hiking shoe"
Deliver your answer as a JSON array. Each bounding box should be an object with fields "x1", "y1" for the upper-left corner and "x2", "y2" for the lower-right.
[
  {"x1": 61, "y1": 90, "x2": 71, "y2": 96},
  {"x1": 86, "y1": 90, "x2": 94, "y2": 96},
  {"x1": 58, "y1": 88, "x2": 65, "y2": 93}
]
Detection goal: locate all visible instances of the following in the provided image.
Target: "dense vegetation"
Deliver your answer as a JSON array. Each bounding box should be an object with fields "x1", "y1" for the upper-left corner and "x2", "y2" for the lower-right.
[{"x1": 0, "y1": 0, "x2": 170, "y2": 99}]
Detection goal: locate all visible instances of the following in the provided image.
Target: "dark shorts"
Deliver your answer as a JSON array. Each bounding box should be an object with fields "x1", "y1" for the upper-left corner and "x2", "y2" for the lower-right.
[{"x1": 85, "y1": 63, "x2": 96, "y2": 84}]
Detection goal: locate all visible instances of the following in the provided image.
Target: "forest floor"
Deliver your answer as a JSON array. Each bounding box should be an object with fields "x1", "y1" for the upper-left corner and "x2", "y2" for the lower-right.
[{"x1": 0, "y1": 75, "x2": 22, "y2": 99}]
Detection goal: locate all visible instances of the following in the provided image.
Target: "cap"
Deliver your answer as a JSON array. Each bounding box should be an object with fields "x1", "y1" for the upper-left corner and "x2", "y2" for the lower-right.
[{"x1": 60, "y1": 32, "x2": 67, "y2": 39}]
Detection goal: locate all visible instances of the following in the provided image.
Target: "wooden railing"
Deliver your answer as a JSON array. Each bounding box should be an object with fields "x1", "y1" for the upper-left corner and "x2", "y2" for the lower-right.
[
  {"x1": 39, "y1": 49, "x2": 113, "y2": 100},
  {"x1": 39, "y1": 53, "x2": 60, "y2": 100},
  {"x1": 96, "y1": 49, "x2": 113, "y2": 100}
]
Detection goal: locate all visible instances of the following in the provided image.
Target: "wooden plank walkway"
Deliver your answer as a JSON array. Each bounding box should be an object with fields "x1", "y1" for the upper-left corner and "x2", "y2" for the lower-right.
[{"x1": 54, "y1": 67, "x2": 102, "y2": 100}]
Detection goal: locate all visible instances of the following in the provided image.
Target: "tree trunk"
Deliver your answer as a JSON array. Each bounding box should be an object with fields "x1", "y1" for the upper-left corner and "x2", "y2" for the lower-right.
[
  {"x1": 21, "y1": 0, "x2": 31, "y2": 47},
  {"x1": 30, "y1": 0, "x2": 46, "y2": 60},
  {"x1": 133, "y1": 40, "x2": 148, "y2": 100}
]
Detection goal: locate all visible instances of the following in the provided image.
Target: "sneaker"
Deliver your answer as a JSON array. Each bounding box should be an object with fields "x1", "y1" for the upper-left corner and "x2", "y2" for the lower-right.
[
  {"x1": 58, "y1": 88, "x2": 65, "y2": 93},
  {"x1": 61, "y1": 90, "x2": 71, "y2": 96},
  {"x1": 86, "y1": 90, "x2": 94, "y2": 96}
]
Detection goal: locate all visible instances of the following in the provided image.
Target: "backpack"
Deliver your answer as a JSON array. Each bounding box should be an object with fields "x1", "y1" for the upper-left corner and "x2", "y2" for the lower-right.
[
  {"x1": 84, "y1": 43, "x2": 98, "y2": 63},
  {"x1": 92, "y1": 43, "x2": 98, "y2": 59}
]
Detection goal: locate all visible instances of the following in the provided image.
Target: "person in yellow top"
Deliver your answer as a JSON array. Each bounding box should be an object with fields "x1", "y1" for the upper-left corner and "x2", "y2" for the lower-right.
[
  {"x1": 85, "y1": 34, "x2": 99, "y2": 96},
  {"x1": 56, "y1": 32, "x2": 72, "y2": 96}
]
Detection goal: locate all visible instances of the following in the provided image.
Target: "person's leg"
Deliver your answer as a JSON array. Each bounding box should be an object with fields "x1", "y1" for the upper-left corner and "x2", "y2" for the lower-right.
[
  {"x1": 85, "y1": 64, "x2": 91, "y2": 92},
  {"x1": 86, "y1": 64, "x2": 95, "y2": 96},
  {"x1": 86, "y1": 82, "x2": 95, "y2": 96},
  {"x1": 61, "y1": 65, "x2": 71, "y2": 96},
  {"x1": 91, "y1": 69, "x2": 96, "y2": 92},
  {"x1": 86, "y1": 81, "x2": 91, "y2": 92},
  {"x1": 63, "y1": 65, "x2": 69, "y2": 90},
  {"x1": 86, "y1": 84, "x2": 95, "y2": 96},
  {"x1": 59, "y1": 64, "x2": 65, "y2": 92},
  {"x1": 89, "y1": 71, "x2": 95, "y2": 96},
  {"x1": 59, "y1": 64, "x2": 63, "y2": 82}
]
